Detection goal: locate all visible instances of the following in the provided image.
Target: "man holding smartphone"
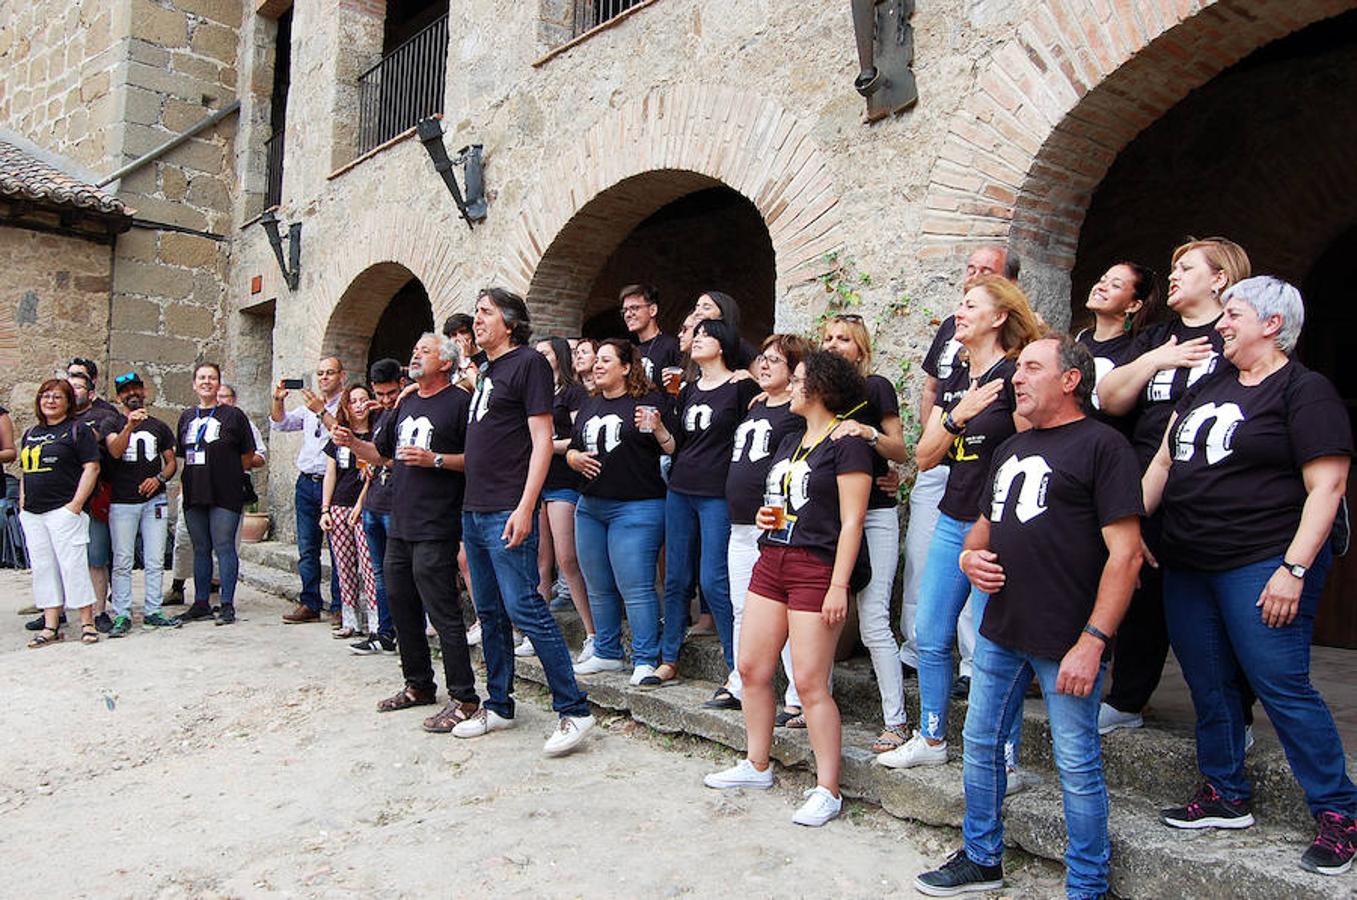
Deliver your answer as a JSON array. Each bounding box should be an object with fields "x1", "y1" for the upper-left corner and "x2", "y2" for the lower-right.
[{"x1": 271, "y1": 356, "x2": 345, "y2": 624}]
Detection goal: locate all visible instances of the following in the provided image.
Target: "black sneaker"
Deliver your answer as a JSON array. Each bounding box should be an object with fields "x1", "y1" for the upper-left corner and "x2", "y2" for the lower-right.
[
  {"x1": 94, "y1": 612, "x2": 114, "y2": 634},
  {"x1": 915, "y1": 849, "x2": 1003, "y2": 896},
  {"x1": 1300, "y1": 810, "x2": 1356, "y2": 876},
  {"x1": 350, "y1": 634, "x2": 397, "y2": 655},
  {"x1": 163, "y1": 583, "x2": 186, "y2": 606},
  {"x1": 215, "y1": 604, "x2": 236, "y2": 626},
  {"x1": 25, "y1": 612, "x2": 66, "y2": 631},
  {"x1": 951, "y1": 675, "x2": 972, "y2": 700},
  {"x1": 1160, "y1": 782, "x2": 1255, "y2": 830},
  {"x1": 179, "y1": 603, "x2": 214, "y2": 623}
]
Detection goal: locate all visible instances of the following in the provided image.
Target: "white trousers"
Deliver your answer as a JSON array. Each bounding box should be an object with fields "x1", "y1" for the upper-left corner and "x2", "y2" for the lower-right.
[
  {"x1": 860, "y1": 507, "x2": 907, "y2": 728},
  {"x1": 20, "y1": 506, "x2": 96, "y2": 610}
]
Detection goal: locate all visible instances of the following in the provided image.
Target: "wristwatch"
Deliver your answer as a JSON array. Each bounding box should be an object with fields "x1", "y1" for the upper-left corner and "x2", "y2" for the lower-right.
[
  {"x1": 867, "y1": 427, "x2": 880, "y2": 448},
  {"x1": 1281, "y1": 560, "x2": 1307, "y2": 579},
  {"x1": 433, "y1": 453, "x2": 444, "y2": 470}
]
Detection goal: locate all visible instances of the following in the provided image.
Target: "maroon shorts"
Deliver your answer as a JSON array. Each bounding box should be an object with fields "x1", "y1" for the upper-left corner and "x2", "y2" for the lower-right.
[{"x1": 748, "y1": 545, "x2": 834, "y2": 612}]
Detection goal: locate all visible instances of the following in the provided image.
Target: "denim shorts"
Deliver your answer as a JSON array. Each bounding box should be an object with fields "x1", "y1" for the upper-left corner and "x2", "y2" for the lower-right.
[
  {"x1": 86, "y1": 515, "x2": 112, "y2": 568},
  {"x1": 541, "y1": 487, "x2": 580, "y2": 505}
]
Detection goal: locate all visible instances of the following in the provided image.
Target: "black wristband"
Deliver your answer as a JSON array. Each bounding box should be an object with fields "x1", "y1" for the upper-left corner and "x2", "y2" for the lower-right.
[
  {"x1": 942, "y1": 412, "x2": 965, "y2": 435},
  {"x1": 1082, "y1": 623, "x2": 1111, "y2": 644}
]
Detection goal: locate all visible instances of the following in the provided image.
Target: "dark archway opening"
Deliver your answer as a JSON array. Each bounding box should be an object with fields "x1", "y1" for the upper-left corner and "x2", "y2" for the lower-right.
[
  {"x1": 366, "y1": 276, "x2": 434, "y2": 377},
  {"x1": 577, "y1": 186, "x2": 776, "y2": 344},
  {"x1": 1073, "y1": 10, "x2": 1357, "y2": 646}
]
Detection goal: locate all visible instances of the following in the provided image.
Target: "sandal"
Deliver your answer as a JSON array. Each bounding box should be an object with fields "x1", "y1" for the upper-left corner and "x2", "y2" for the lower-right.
[
  {"x1": 81, "y1": 624, "x2": 100, "y2": 645},
  {"x1": 784, "y1": 713, "x2": 807, "y2": 729},
  {"x1": 422, "y1": 700, "x2": 479, "y2": 733},
  {"x1": 702, "y1": 687, "x2": 742, "y2": 710},
  {"x1": 27, "y1": 627, "x2": 63, "y2": 649},
  {"x1": 332, "y1": 627, "x2": 360, "y2": 640},
  {"x1": 871, "y1": 725, "x2": 910, "y2": 753},
  {"x1": 775, "y1": 707, "x2": 803, "y2": 727},
  {"x1": 637, "y1": 663, "x2": 682, "y2": 690},
  {"x1": 376, "y1": 685, "x2": 437, "y2": 713}
]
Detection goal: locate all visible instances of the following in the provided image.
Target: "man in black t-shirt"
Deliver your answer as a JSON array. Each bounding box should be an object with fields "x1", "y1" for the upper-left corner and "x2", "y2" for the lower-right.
[
  {"x1": 621, "y1": 283, "x2": 681, "y2": 388},
  {"x1": 916, "y1": 337, "x2": 1142, "y2": 899},
  {"x1": 347, "y1": 335, "x2": 480, "y2": 728},
  {"x1": 455, "y1": 288, "x2": 595, "y2": 757}
]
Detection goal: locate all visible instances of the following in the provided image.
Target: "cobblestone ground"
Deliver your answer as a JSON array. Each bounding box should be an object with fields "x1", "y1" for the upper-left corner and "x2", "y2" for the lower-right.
[{"x1": 0, "y1": 569, "x2": 1063, "y2": 898}]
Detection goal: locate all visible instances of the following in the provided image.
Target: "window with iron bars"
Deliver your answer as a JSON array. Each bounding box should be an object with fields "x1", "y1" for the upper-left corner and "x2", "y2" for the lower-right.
[
  {"x1": 356, "y1": 12, "x2": 450, "y2": 156},
  {"x1": 572, "y1": 0, "x2": 646, "y2": 38}
]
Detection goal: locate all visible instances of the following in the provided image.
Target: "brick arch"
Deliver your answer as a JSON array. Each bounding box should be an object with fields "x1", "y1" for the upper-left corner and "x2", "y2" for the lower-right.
[
  {"x1": 919, "y1": 0, "x2": 1351, "y2": 316},
  {"x1": 502, "y1": 84, "x2": 845, "y2": 334}
]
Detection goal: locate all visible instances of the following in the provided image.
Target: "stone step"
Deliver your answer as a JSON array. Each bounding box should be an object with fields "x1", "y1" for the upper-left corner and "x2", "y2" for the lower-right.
[
  {"x1": 239, "y1": 540, "x2": 331, "y2": 582},
  {"x1": 509, "y1": 653, "x2": 1344, "y2": 900}
]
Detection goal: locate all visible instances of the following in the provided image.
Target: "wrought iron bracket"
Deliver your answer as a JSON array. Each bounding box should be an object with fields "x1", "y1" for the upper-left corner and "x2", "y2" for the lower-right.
[
  {"x1": 852, "y1": 0, "x2": 919, "y2": 122},
  {"x1": 417, "y1": 117, "x2": 487, "y2": 228},
  {"x1": 258, "y1": 209, "x2": 301, "y2": 291}
]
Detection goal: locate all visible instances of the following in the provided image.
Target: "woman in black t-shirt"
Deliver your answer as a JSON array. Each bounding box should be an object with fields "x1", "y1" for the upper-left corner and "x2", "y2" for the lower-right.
[
  {"x1": 885, "y1": 276, "x2": 1041, "y2": 770},
  {"x1": 1093, "y1": 238, "x2": 1251, "y2": 736},
  {"x1": 175, "y1": 363, "x2": 257, "y2": 623},
  {"x1": 321, "y1": 384, "x2": 377, "y2": 640},
  {"x1": 1075, "y1": 260, "x2": 1164, "y2": 423},
  {"x1": 18, "y1": 378, "x2": 102, "y2": 646},
  {"x1": 703, "y1": 351, "x2": 872, "y2": 828},
  {"x1": 567, "y1": 340, "x2": 673, "y2": 684},
  {"x1": 657, "y1": 318, "x2": 759, "y2": 699},
  {"x1": 1143, "y1": 277, "x2": 1357, "y2": 869},
  {"x1": 820, "y1": 314, "x2": 913, "y2": 752},
  {"x1": 534, "y1": 336, "x2": 595, "y2": 661}
]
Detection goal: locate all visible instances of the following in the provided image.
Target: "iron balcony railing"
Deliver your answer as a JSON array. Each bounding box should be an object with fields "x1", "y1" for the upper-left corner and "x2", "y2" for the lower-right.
[
  {"x1": 357, "y1": 13, "x2": 450, "y2": 156},
  {"x1": 263, "y1": 128, "x2": 284, "y2": 208},
  {"x1": 572, "y1": 0, "x2": 645, "y2": 37}
]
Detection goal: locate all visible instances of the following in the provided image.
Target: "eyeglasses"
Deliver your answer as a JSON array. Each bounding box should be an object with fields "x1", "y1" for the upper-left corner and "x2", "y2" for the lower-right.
[
  {"x1": 756, "y1": 353, "x2": 786, "y2": 366},
  {"x1": 39, "y1": 392, "x2": 66, "y2": 402}
]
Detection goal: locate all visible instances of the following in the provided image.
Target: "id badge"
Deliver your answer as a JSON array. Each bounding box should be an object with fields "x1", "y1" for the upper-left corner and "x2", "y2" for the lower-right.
[
  {"x1": 766, "y1": 515, "x2": 795, "y2": 545},
  {"x1": 187, "y1": 449, "x2": 206, "y2": 466}
]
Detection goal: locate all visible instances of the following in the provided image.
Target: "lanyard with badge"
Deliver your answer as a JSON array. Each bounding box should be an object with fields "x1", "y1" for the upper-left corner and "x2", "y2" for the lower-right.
[
  {"x1": 187, "y1": 406, "x2": 216, "y2": 466},
  {"x1": 767, "y1": 400, "x2": 866, "y2": 544}
]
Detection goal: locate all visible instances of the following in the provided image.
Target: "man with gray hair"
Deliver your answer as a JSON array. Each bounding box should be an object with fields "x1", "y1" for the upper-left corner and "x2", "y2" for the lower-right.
[{"x1": 345, "y1": 332, "x2": 481, "y2": 730}]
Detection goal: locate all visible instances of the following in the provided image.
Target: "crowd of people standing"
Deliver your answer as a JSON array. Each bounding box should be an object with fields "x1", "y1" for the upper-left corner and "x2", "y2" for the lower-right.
[{"x1": 8, "y1": 237, "x2": 1355, "y2": 893}]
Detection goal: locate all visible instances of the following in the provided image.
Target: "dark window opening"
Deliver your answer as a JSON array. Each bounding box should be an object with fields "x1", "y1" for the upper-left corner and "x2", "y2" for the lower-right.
[
  {"x1": 357, "y1": 1, "x2": 451, "y2": 156},
  {"x1": 366, "y1": 277, "x2": 434, "y2": 377},
  {"x1": 264, "y1": 8, "x2": 292, "y2": 208}
]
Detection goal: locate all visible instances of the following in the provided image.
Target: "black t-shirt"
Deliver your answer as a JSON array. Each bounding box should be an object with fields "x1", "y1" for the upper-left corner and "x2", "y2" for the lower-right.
[
  {"x1": 936, "y1": 357, "x2": 1018, "y2": 522},
  {"x1": 726, "y1": 400, "x2": 802, "y2": 524},
  {"x1": 1125, "y1": 317, "x2": 1225, "y2": 470},
  {"x1": 669, "y1": 376, "x2": 761, "y2": 497},
  {"x1": 544, "y1": 382, "x2": 587, "y2": 492},
  {"x1": 758, "y1": 429, "x2": 875, "y2": 562},
  {"x1": 175, "y1": 404, "x2": 256, "y2": 512},
  {"x1": 363, "y1": 408, "x2": 396, "y2": 515},
  {"x1": 464, "y1": 345, "x2": 555, "y2": 512},
  {"x1": 324, "y1": 431, "x2": 370, "y2": 509},
  {"x1": 1075, "y1": 328, "x2": 1137, "y2": 432},
  {"x1": 845, "y1": 374, "x2": 899, "y2": 509},
  {"x1": 922, "y1": 316, "x2": 963, "y2": 381},
  {"x1": 108, "y1": 416, "x2": 176, "y2": 504},
  {"x1": 571, "y1": 390, "x2": 674, "y2": 501},
  {"x1": 980, "y1": 417, "x2": 1144, "y2": 661},
  {"x1": 1162, "y1": 361, "x2": 1353, "y2": 571},
  {"x1": 373, "y1": 385, "x2": 470, "y2": 542},
  {"x1": 635, "y1": 332, "x2": 682, "y2": 388},
  {"x1": 19, "y1": 420, "x2": 101, "y2": 513}
]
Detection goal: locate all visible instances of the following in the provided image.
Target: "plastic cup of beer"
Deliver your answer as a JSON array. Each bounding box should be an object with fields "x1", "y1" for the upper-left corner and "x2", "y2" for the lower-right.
[
  {"x1": 637, "y1": 405, "x2": 658, "y2": 433},
  {"x1": 761, "y1": 491, "x2": 786, "y2": 529},
  {"x1": 662, "y1": 367, "x2": 683, "y2": 396}
]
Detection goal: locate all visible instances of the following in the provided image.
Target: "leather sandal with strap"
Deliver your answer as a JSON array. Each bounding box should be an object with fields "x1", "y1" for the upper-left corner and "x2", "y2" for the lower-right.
[
  {"x1": 871, "y1": 725, "x2": 910, "y2": 753},
  {"x1": 376, "y1": 685, "x2": 437, "y2": 713},
  {"x1": 27, "y1": 627, "x2": 63, "y2": 649},
  {"x1": 80, "y1": 624, "x2": 100, "y2": 645},
  {"x1": 422, "y1": 700, "x2": 479, "y2": 733}
]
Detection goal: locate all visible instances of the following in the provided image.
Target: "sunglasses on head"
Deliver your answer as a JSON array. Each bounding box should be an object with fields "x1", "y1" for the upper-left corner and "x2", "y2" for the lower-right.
[
  {"x1": 831, "y1": 314, "x2": 865, "y2": 323},
  {"x1": 114, "y1": 372, "x2": 140, "y2": 387}
]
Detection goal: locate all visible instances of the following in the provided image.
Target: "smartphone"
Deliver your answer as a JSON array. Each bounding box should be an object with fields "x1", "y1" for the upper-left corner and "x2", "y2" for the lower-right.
[{"x1": 281, "y1": 378, "x2": 305, "y2": 390}]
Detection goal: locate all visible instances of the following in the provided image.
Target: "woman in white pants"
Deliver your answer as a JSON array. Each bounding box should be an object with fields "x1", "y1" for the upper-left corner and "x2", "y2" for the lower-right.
[
  {"x1": 821, "y1": 314, "x2": 912, "y2": 753},
  {"x1": 18, "y1": 378, "x2": 101, "y2": 647}
]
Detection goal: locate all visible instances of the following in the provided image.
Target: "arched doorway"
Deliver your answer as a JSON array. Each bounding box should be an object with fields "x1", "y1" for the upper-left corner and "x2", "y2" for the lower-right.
[
  {"x1": 1071, "y1": 12, "x2": 1357, "y2": 646},
  {"x1": 323, "y1": 261, "x2": 434, "y2": 381}
]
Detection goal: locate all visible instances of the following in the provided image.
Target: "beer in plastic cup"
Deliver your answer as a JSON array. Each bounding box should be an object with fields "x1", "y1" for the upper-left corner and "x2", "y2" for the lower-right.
[
  {"x1": 637, "y1": 405, "x2": 658, "y2": 433},
  {"x1": 762, "y1": 491, "x2": 786, "y2": 529},
  {"x1": 662, "y1": 367, "x2": 683, "y2": 396}
]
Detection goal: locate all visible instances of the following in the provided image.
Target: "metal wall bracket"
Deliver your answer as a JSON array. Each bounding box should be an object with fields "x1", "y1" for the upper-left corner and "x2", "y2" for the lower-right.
[
  {"x1": 258, "y1": 209, "x2": 301, "y2": 291},
  {"x1": 852, "y1": 0, "x2": 919, "y2": 122},
  {"x1": 417, "y1": 117, "x2": 487, "y2": 228}
]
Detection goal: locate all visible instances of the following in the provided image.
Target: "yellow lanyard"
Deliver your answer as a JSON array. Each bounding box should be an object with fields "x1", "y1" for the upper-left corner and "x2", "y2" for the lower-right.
[{"x1": 780, "y1": 401, "x2": 867, "y2": 496}]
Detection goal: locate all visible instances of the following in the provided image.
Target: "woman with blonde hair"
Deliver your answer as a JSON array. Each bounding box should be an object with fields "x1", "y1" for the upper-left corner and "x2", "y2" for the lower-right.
[
  {"x1": 878, "y1": 275, "x2": 1041, "y2": 776},
  {"x1": 1095, "y1": 237, "x2": 1250, "y2": 736}
]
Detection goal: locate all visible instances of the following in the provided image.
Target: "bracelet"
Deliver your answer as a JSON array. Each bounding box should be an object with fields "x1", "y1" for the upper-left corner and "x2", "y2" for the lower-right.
[
  {"x1": 943, "y1": 412, "x2": 965, "y2": 435},
  {"x1": 155, "y1": 472, "x2": 168, "y2": 484},
  {"x1": 1082, "y1": 623, "x2": 1111, "y2": 644},
  {"x1": 321, "y1": 507, "x2": 331, "y2": 514}
]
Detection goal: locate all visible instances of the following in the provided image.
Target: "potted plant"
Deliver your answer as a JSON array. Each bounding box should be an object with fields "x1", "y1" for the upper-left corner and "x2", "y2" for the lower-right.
[{"x1": 240, "y1": 501, "x2": 271, "y2": 543}]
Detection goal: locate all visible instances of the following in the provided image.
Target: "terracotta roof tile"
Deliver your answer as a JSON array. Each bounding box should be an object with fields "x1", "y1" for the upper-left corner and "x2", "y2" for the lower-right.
[{"x1": 0, "y1": 140, "x2": 131, "y2": 218}]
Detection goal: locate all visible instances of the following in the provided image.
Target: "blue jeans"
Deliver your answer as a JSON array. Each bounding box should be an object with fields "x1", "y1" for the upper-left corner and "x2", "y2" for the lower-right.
[
  {"x1": 661, "y1": 489, "x2": 733, "y2": 667},
  {"x1": 963, "y1": 633, "x2": 1109, "y2": 899},
  {"x1": 575, "y1": 496, "x2": 664, "y2": 666},
  {"x1": 361, "y1": 510, "x2": 394, "y2": 638},
  {"x1": 109, "y1": 498, "x2": 169, "y2": 617},
  {"x1": 462, "y1": 509, "x2": 590, "y2": 719},
  {"x1": 1164, "y1": 550, "x2": 1357, "y2": 818},
  {"x1": 295, "y1": 475, "x2": 340, "y2": 612},
  {"x1": 184, "y1": 505, "x2": 241, "y2": 605}
]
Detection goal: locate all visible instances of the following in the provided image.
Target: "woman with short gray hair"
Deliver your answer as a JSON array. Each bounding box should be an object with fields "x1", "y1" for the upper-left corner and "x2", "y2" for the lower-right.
[{"x1": 1142, "y1": 275, "x2": 1357, "y2": 875}]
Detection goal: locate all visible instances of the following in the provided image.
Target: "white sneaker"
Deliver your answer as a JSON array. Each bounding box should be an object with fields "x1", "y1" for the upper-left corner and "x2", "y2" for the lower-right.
[
  {"x1": 575, "y1": 634, "x2": 596, "y2": 664},
  {"x1": 543, "y1": 714, "x2": 595, "y2": 756},
  {"x1": 514, "y1": 635, "x2": 535, "y2": 657},
  {"x1": 792, "y1": 785, "x2": 842, "y2": 827},
  {"x1": 1005, "y1": 766, "x2": 1043, "y2": 797},
  {"x1": 465, "y1": 622, "x2": 482, "y2": 647},
  {"x1": 703, "y1": 758, "x2": 774, "y2": 790},
  {"x1": 875, "y1": 731, "x2": 947, "y2": 769},
  {"x1": 1097, "y1": 702, "x2": 1143, "y2": 735},
  {"x1": 629, "y1": 664, "x2": 657, "y2": 686},
  {"x1": 451, "y1": 707, "x2": 516, "y2": 739},
  {"x1": 573, "y1": 655, "x2": 626, "y2": 675}
]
